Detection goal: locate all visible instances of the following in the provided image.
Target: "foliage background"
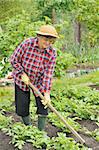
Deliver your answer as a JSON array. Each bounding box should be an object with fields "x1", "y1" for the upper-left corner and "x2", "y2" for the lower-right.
[{"x1": 0, "y1": 0, "x2": 99, "y2": 77}]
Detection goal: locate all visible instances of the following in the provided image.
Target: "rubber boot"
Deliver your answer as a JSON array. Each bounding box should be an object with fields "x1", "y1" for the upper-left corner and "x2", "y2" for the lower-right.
[
  {"x1": 38, "y1": 115, "x2": 46, "y2": 131},
  {"x1": 22, "y1": 115, "x2": 31, "y2": 126}
]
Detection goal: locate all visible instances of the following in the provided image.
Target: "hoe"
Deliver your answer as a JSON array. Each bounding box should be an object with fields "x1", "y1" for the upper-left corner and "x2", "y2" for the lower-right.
[{"x1": 29, "y1": 81, "x2": 85, "y2": 144}]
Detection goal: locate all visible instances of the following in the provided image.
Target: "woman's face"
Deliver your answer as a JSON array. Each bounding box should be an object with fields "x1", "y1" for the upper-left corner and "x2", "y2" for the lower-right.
[{"x1": 38, "y1": 36, "x2": 56, "y2": 49}]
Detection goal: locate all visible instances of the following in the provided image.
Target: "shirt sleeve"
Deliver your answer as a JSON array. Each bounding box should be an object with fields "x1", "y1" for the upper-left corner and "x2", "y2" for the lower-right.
[
  {"x1": 42, "y1": 53, "x2": 56, "y2": 93},
  {"x1": 10, "y1": 41, "x2": 25, "y2": 74}
]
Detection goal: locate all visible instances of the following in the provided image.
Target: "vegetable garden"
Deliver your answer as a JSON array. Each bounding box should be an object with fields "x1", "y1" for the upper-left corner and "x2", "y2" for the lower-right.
[
  {"x1": 0, "y1": 0, "x2": 99, "y2": 150},
  {"x1": 0, "y1": 72, "x2": 99, "y2": 150}
]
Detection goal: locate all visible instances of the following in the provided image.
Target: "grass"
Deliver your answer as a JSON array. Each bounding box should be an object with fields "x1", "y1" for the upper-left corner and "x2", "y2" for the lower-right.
[
  {"x1": 0, "y1": 86, "x2": 14, "y2": 101},
  {"x1": 53, "y1": 71, "x2": 99, "y2": 89}
]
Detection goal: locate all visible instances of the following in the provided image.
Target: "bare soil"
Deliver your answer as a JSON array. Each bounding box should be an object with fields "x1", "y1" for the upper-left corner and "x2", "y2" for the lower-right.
[
  {"x1": 69, "y1": 120, "x2": 99, "y2": 149},
  {"x1": 89, "y1": 84, "x2": 99, "y2": 91}
]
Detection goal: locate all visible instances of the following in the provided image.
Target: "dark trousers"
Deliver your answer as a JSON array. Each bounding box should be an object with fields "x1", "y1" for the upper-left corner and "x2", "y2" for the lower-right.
[{"x1": 15, "y1": 84, "x2": 48, "y2": 117}]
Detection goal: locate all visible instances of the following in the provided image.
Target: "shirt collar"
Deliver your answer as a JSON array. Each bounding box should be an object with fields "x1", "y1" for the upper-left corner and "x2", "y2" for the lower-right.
[{"x1": 33, "y1": 37, "x2": 39, "y2": 48}]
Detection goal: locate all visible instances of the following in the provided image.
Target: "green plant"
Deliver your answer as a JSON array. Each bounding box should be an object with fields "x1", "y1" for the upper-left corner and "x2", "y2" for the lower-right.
[
  {"x1": 50, "y1": 132, "x2": 88, "y2": 150},
  {"x1": 91, "y1": 129, "x2": 99, "y2": 142},
  {"x1": 0, "y1": 87, "x2": 14, "y2": 112},
  {"x1": 48, "y1": 112, "x2": 81, "y2": 133},
  {"x1": 0, "y1": 113, "x2": 12, "y2": 129},
  {"x1": 0, "y1": 57, "x2": 12, "y2": 77},
  {"x1": 55, "y1": 49, "x2": 76, "y2": 77},
  {"x1": 51, "y1": 84, "x2": 99, "y2": 122},
  {"x1": 3, "y1": 122, "x2": 51, "y2": 149}
]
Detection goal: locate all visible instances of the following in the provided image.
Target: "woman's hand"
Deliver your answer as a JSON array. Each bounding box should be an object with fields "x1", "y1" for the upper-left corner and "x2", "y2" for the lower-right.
[
  {"x1": 21, "y1": 72, "x2": 30, "y2": 85},
  {"x1": 41, "y1": 92, "x2": 51, "y2": 108}
]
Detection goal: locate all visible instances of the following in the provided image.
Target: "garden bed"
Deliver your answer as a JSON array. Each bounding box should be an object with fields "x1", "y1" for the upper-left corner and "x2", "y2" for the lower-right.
[{"x1": 0, "y1": 109, "x2": 99, "y2": 150}]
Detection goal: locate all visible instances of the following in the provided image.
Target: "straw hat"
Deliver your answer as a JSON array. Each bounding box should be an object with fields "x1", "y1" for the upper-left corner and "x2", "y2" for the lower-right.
[{"x1": 36, "y1": 25, "x2": 58, "y2": 38}]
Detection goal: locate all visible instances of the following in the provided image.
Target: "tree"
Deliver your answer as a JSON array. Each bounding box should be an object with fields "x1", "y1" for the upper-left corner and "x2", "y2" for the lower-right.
[
  {"x1": 70, "y1": 0, "x2": 98, "y2": 46},
  {"x1": 0, "y1": 0, "x2": 40, "y2": 23},
  {"x1": 36, "y1": 0, "x2": 98, "y2": 46},
  {"x1": 36, "y1": 0, "x2": 71, "y2": 23}
]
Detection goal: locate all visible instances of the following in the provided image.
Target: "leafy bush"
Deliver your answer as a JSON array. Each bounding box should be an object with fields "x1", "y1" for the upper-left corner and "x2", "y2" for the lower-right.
[
  {"x1": 0, "y1": 13, "x2": 45, "y2": 59},
  {"x1": 55, "y1": 49, "x2": 76, "y2": 77},
  {"x1": 0, "y1": 13, "x2": 46, "y2": 77},
  {"x1": 0, "y1": 57, "x2": 12, "y2": 78}
]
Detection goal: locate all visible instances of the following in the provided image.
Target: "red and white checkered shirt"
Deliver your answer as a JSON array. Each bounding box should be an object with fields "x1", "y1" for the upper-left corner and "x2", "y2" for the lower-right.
[{"x1": 10, "y1": 37, "x2": 56, "y2": 95}]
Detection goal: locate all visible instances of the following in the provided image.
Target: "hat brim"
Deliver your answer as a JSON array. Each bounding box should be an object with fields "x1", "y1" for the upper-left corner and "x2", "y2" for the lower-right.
[{"x1": 36, "y1": 31, "x2": 59, "y2": 38}]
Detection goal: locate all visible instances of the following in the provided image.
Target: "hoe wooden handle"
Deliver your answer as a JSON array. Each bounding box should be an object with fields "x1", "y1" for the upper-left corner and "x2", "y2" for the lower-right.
[{"x1": 29, "y1": 82, "x2": 85, "y2": 144}]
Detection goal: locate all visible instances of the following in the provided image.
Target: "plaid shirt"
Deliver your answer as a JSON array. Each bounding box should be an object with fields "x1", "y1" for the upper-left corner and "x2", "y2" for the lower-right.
[{"x1": 10, "y1": 37, "x2": 56, "y2": 95}]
